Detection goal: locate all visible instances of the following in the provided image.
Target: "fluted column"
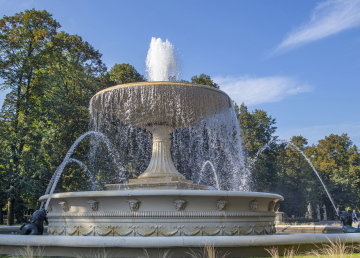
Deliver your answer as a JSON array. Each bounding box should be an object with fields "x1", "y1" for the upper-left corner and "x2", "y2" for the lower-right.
[{"x1": 138, "y1": 125, "x2": 185, "y2": 180}]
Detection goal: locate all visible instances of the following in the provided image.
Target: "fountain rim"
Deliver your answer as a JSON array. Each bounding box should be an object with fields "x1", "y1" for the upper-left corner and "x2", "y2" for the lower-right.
[
  {"x1": 39, "y1": 189, "x2": 284, "y2": 201},
  {"x1": 90, "y1": 81, "x2": 232, "y2": 104}
]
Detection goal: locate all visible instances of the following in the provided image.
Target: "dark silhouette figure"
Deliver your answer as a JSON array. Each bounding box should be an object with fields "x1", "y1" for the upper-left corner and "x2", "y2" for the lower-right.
[
  {"x1": 339, "y1": 211, "x2": 360, "y2": 233},
  {"x1": 20, "y1": 209, "x2": 48, "y2": 235}
]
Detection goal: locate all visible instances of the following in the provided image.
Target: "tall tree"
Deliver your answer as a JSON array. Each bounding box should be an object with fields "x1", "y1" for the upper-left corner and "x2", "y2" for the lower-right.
[
  {"x1": 0, "y1": 9, "x2": 107, "y2": 223},
  {"x1": 0, "y1": 9, "x2": 60, "y2": 224}
]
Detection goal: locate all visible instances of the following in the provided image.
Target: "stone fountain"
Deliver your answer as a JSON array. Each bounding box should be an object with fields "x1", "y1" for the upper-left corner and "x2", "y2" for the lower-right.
[
  {"x1": 36, "y1": 38, "x2": 284, "y2": 238},
  {"x1": 4, "y1": 38, "x2": 357, "y2": 258},
  {"x1": 38, "y1": 80, "x2": 283, "y2": 237}
]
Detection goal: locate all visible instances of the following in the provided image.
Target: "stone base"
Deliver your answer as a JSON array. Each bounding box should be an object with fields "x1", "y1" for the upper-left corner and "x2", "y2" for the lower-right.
[
  {"x1": 1, "y1": 234, "x2": 359, "y2": 257},
  {"x1": 39, "y1": 190, "x2": 283, "y2": 237},
  {"x1": 106, "y1": 177, "x2": 209, "y2": 190}
]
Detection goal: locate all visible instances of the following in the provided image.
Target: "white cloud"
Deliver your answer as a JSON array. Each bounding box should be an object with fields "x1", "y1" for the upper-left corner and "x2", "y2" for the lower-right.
[
  {"x1": 276, "y1": 122, "x2": 360, "y2": 147},
  {"x1": 273, "y1": 0, "x2": 360, "y2": 54},
  {"x1": 214, "y1": 75, "x2": 311, "y2": 106}
]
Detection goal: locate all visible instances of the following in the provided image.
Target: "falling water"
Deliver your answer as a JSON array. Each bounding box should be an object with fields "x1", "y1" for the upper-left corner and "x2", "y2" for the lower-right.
[
  {"x1": 146, "y1": 37, "x2": 179, "y2": 81},
  {"x1": 250, "y1": 139, "x2": 337, "y2": 213},
  {"x1": 87, "y1": 37, "x2": 246, "y2": 191},
  {"x1": 89, "y1": 86, "x2": 246, "y2": 191},
  {"x1": 43, "y1": 37, "x2": 247, "y2": 197}
]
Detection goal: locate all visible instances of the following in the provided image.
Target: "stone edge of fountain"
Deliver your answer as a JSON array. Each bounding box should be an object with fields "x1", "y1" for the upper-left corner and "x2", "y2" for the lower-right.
[
  {"x1": 90, "y1": 81, "x2": 231, "y2": 102},
  {"x1": 39, "y1": 189, "x2": 284, "y2": 201},
  {"x1": 0, "y1": 233, "x2": 358, "y2": 257}
]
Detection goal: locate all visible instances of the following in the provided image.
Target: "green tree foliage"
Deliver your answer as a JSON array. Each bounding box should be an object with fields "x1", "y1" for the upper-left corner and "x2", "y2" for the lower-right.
[
  {"x1": 109, "y1": 63, "x2": 145, "y2": 84},
  {"x1": 235, "y1": 102, "x2": 360, "y2": 218},
  {"x1": 0, "y1": 9, "x2": 107, "y2": 223},
  {"x1": 306, "y1": 134, "x2": 360, "y2": 211},
  {"x1": 235, "y1": 102, "x2": 277, "y2": 158},
  {"x1": 0, "y1": 9, "x2": 61, "y2": 224},
  {"x1": 274, "y1": 136, "x2": 320, "y2": 217},
  {"x1": 39, "y1": 31, "x2": 106, "y2": 193},
  {"x1": 191, "y1": 73, "x2": 219, "y2": 88}
]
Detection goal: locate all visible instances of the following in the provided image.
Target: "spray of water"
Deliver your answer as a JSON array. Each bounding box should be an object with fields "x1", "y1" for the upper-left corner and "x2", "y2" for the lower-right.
[
  {"x1": 250, "y1": 138, "x2": 337, "y2": 213},
  {"x1": 42, "y1": 131, "x2": 123, "y2": 210},
  {"x1": 198, "y1": 161, "x2": 220, "y2": 190},
  {"x1": 146, "y1": 37, "x2": 179, "y2": 81},
  {"x1": 67, "y1": 158, "x2": 97, "y2": 191}
]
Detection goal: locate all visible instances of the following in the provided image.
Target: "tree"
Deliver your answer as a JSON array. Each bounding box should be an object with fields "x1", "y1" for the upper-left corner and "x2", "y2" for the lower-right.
[
  {"x1": 0, "y1": 9, "x2": 60, "y2": 224},
  {"x1": 109, "y1": 63, "x2": 145, "y2": 84},
  {"x1": 275, "y1": 136, "x2": 318, "y2": 217},
  {"x1": 306, "y1": 134, "x2": 360, "y2": 212},
  {"x1": 235, "y1": 102, "x2": 277, "y2": 158},
  {"x1": 191, "y1": 74, "x2": 219, "y2": 88},
  {"x1": 0, "y1": 9, "x2": 107, "y2": 224}
]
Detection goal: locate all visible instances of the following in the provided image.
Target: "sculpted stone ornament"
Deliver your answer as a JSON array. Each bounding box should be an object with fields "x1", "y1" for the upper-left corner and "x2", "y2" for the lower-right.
[
  {"x1": 268, "y1": 201, "x2": 276, "y2": 212},
  {"x1": 87, "y1": 199, "x2": 99, "y2": 211},
  {"x1": 127, "y1": 198, "x2": 141, "y2": 211},
  {"x1": 216, "y1": 199, "x2": 227, "y2": 211},
  {"x1": 274, "y1": 202, "x2": 280, "y2": 212},
  {"x1": 20, "y1": 209, "x2": 48, "y2": 235},
  {"x1": 59, "y1": 201, "x2": 69, "y2": 212},
  {"x1": 174, "y1": 198, "x2": 187, "y2": 211},
  {"x1": 340, "y1": 211, "x2": 360, "y2": 233},
  {"x1": 250, "y1": 200, "x2": 257, "y2": 212}
]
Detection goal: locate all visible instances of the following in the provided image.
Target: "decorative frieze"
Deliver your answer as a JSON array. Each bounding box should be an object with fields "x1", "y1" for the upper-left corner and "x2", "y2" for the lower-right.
[
  {"x1": 47, "y1": 210, "x2": 276, "y2": 218},
  {"x1": 47, "y1": 223, "x2": 276, "y2": 237}
]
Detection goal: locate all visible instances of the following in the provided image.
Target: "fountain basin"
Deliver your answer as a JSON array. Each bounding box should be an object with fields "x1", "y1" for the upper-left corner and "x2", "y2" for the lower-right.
[
  {"x1": 39, "y1": 190, "x2": 283, "y2": 237},
  {"x1": 90, "y1": 82, "x2": 232, "y2": 129}
]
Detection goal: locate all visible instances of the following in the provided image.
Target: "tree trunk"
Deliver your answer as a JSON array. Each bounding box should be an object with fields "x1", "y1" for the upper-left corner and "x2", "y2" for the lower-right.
[{"x1": 7, "y1": 198, "x2": 15, "y2": 226}]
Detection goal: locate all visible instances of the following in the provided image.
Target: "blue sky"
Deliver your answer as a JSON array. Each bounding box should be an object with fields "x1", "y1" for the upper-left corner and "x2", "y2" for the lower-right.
[{"x1": 1, "y1": 0, "x2": 360, "y2": 147}]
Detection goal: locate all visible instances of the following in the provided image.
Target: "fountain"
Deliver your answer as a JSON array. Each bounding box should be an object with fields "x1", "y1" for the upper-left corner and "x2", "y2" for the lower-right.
[
  {"x1": 1, "y1": 38, "x2": 359, "y2": 257},
  {"x1": 37, "y1": 38, "x2": 283, "y2": 238}
]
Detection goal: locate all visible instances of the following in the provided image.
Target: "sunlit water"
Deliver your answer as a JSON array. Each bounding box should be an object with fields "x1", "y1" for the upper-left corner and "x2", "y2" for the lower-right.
[{"x1": 146, "y1": 37, "x2": 179, "y2": 81}]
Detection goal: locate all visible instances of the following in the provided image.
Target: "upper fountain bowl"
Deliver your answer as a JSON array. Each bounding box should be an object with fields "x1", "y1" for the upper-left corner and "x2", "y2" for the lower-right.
[{"x1": 90, "y1": 82, "x2": 232, "y2": 130}]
